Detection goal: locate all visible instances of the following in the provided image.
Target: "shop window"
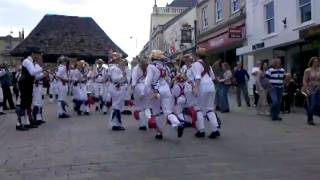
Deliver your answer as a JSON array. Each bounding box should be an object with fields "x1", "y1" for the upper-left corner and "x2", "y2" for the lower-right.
[
  {"x1": 216, "y1": 0, "x2": 223, "y2": 22},
  {"x1": 202, "y1": 6, "x2": 209, "y2": 29},
  {"x1": 299, "y1": 0, "x2": 311, "y2": 23},
  {"x1": 265, "y1": 1, "x2": 275, "y2": 34},
  {"x1": 231, "y1": 0, "x2": 240, "y2": 14}
]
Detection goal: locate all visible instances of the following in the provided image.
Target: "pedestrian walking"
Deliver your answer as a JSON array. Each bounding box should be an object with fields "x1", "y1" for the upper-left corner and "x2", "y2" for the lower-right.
[
  {"x1": 302, "y1": 57, "x2": 320, "y2": 126},
  {"x1": 0, "y1": 63, "x2": 15, "y2": 110},
  {"x1": 252, "y1": 63, "x2": 270, "y2": 115},
  {"x1": 265, "y1": 58, "x2": 285, "y2": 121},
  {"x1": 234, "y1": 62, "x2": 250, "y2": 107}
]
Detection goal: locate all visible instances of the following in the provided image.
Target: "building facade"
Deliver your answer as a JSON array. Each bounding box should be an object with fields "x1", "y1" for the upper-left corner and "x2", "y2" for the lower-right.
[
  {"x1": 197, "y1": 0, "x2": 246, "y2": 67},
  {"x1": 237, "y1": 0, "x2": 320, "y2": 84},
  {"x1": 0, "y1": 35, "x2": 23, "y2": 66}
]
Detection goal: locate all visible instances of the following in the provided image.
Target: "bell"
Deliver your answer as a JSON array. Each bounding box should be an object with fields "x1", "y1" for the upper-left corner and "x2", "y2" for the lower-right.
[
  {"x1": 148, "y1": 116, "x2": 157, "y2": 129},
  {"x1": 133, "y1": 111, "x2": 140, "y2": 121}
]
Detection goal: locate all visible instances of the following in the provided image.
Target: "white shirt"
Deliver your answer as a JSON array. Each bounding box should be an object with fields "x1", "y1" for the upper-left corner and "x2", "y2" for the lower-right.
[
  {"x1": 181, "y1": 64, "x2": 194, "y2": 82},
  {"x1": 22, "y1": 56, "x2": 42, "y2": 76},
  {"x1": 107, "y1": 64, "x2": 124, "y2": 83},
  {"x1": 56, "y1": 64, "x2": 68, "y2": 81},
  {"x1": 94, "y1": 66, "x2": 106, "y2": 83},
  {"x1": 34, "y1": 63, "x2": 44, "y2": 80},
  {"x1": 131, "y1": 65, "x2": 144, "y2": 87},
  {"x1": 191, "y1": 60, "x2": 215, "y2": 92}
]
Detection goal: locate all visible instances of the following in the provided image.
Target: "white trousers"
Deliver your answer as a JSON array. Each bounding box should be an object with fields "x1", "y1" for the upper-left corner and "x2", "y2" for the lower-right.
[{"x1": 194, "y1": 90, "x2": 219, "y2": 132}]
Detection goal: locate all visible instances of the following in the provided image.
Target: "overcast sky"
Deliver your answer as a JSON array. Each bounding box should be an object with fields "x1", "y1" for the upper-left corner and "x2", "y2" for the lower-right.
[{"x1": 0, "y1": 0, "x2": 172, "y2": 59}]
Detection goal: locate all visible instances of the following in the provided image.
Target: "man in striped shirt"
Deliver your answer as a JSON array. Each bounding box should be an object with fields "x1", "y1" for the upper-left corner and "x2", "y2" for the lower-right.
[{"x1": 266, "y1": 58, "x2": 285, "y2": 121}]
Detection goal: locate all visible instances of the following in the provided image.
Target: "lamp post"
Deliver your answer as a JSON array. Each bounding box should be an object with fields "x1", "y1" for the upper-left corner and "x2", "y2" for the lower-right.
[{"x1": 9, "y1": 30, "x2": 13, "y2": 65}]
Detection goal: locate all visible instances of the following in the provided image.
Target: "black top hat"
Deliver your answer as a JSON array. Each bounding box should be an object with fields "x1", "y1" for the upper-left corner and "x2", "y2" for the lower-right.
[{"x1": 26, "y1": 47, "x2": 42, "y2": 54}]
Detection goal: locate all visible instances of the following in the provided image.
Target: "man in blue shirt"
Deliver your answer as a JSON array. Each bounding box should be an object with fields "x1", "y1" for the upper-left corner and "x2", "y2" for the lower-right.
[{"x1": 233, "y1": 62, "x2": 250, "y2": 107}]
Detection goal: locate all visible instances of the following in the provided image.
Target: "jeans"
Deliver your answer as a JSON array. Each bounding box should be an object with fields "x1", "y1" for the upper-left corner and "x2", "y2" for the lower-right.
[
  {"x1": 236, "y1": 82, "x2": 250, "y2": 106},
  {"x1": 307, "y1": 90, "x2": 320, "y2": 121},
  {"x1": 2, "y1": 85, "x2": 15, "y2": 109},
  {"x1": 215, "y1": 83, "x2": 223, "y2": 110},
  {"x1": 220, "y1": 84, "x2": 230, "y2": 112},
  {"x1": 269, "y1": 87, "x2": 283, "y2": 120}
]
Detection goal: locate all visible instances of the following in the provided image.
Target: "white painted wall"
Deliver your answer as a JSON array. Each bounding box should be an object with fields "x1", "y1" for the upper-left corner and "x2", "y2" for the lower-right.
[
  {"x1": 163, "y1": 7, "x2": 197, "y2": 54},
  {"x1": 238, "y1": 0, "x2": 320, "y2": 55}
]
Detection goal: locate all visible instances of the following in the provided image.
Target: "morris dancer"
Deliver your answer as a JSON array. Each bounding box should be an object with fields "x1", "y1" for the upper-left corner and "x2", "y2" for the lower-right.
[
  {"x1": 144, "y1": 50, "x2": 184, "y2": 140},
  {"x1": 191, "y1": 48, "x2": 221, "y2": 139}
]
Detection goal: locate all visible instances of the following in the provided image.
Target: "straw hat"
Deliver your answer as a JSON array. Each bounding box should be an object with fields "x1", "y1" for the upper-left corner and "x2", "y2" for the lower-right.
[
  {"x1": 182, "y1": 53, "x2": 193, "y2": 62},
  {"x1": 150, "y1": 50, "x2": 163, "y2": 60},
  {"x1": 196, "y1": 47, "x2": 207, "y2": 56}
]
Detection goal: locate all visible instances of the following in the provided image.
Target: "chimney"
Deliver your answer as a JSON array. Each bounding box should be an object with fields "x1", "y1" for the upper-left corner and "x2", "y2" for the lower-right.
[{"x1": 22, "y1": 28, "x2": 25, "y2": 39}]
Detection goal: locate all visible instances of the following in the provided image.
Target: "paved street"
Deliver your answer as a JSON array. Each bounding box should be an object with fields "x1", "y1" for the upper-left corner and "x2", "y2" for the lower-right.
[{"x1": 0, "y1": 99, "x2": 320, "y2": 180}]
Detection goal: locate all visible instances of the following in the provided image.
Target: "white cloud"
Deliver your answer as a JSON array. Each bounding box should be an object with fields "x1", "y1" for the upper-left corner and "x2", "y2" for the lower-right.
[{"x1": 0, "y1": 0, "x2": 172, "y2": 59}]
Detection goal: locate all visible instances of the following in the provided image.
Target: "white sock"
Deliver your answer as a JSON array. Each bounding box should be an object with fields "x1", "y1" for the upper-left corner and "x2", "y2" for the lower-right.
[
  {"x1": 207, "y1": 111, "x2": 219, "y2": 132},
  {"x1": 196, "y1": 111, "x2": 205, "y2": 132}
]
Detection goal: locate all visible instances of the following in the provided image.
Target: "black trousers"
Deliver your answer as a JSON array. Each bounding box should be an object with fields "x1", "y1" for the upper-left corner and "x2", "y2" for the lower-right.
[
  {"x1": 18, "y1": 81, "x2": 33, "y2": 111},
  {"x1": 2, "y1": 85, "x2": 15, "y2": 109}
]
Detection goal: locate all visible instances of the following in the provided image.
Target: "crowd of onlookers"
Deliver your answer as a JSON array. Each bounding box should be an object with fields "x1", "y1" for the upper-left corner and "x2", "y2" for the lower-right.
[{"x1": 211, "y1": 56, "x2": 320, "y2": 125}]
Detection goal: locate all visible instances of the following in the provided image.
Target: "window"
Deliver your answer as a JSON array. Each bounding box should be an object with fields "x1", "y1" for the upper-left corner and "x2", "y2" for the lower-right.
[
  {"x1": 299, "y1": 0, "x2": 311, "y2": 23},
  {"x1": 265, "y1": 1, "x2": 275, "y2": 34},
  {"x1": 216, "y1": 0, "x2": 223, "y2": 22},
  {"x1": 202, "y1": 6, "x2": 208, "y2": 29},
  {"x1": 231, "y1": 0, "x2": 240, "y2": 14}
]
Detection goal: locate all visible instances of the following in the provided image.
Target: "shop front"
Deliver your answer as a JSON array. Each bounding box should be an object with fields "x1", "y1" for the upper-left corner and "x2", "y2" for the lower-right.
[{"x1": 197, "y1": 22, "x2": 246, "y2": 68}]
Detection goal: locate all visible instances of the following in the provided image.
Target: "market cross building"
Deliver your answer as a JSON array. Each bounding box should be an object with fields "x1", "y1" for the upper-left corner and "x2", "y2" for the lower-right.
[{"x1": 10, "y1": 14, "x2": 127, "y2": 64}]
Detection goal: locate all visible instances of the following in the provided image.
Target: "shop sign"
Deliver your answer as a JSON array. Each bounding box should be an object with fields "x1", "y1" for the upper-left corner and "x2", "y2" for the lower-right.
[
  {"x1": 252, "y1": 42, "x2": 265, "y2": 50},
  {"x1": 229, "y1": 27, "x2": 242, "y2": 38},
  {"x1": 300, "y1": 25, "x2": 320, "y2": 39},
  {"x1": 181, "y1": 24, "x2": 192, "y2": 43}
]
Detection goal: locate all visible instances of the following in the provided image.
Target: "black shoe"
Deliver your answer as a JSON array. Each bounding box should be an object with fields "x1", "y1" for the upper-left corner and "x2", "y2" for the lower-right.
[
  {"x1": 183, "y1": 122, "x2": 193, "y2": 128},
  {"x1": 95, "y1": 107, "x2": 99, "y2": 111},
  {"x1": 37, "y1": 120, "x2": 46, "y2": 125},
  {"x1": 139, "y1": 126, "x2": 147, "y2": 131},
  {"x1": 16, "y1": 125, "x2": 29, "y2": 131},
  {"x1": 112, "y1": 126, "x2": 120, "y2": 131},
  {"x1": 103, "y1": 112, "x2": 107, "y2": 115},
  {"x1": 195, "y1": 131, "x2": 205, "y2": 138},
  {"x1": 59, "y1": 114, "x2": 70, "y2": 119},
  {"x1": 33, "y1": 121, "x2": 42, "y2": 126},
  {"x1": 3, "y1": 107, "x2": 9, "y2": 111},
  {"x1": 112, "y1": 126, "x2": 125, "y2": 131},
  {"x1": 26, "y1": 124, "x2": 38, "y2": 129},
  {"x1": 0, "y1": 112, "x2": 5, "y2": 115},
  {"x1": 118, "y1": 126, "x2": 126, "y2": 131},
  {"x1": 208, "y1": 131, "x2": 220, "y2": 139},
  {"x1": 122, "y1": 110, "x2": 132, "y2": 115},
  {"x1": 84, "y1": 112, "x2": 90, "y2": 116},
  {"x1": 155, "y1": 133, "x2": 163, "y2": 140},
  {"x1": 177, "y1": 125, "x2": 184, "y2": 138},
  {"x1": 10, "y1": 107, "x2": 16, "y2": 110},
  {"x1": 272, "y1": 117, "x2": 282, "y2": 121},
  {"x1": 308, "y1": 121, "x2": 316, "y2": 126}
]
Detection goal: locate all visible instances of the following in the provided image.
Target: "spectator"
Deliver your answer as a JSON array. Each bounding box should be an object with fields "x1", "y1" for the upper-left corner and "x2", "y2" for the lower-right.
[
  {"x1": 212, "y1": 59, "x2": 223, "y2": 110},
  {"x1": 0, "y1": 63, "x2": 15, "y2": 110},
  {"x1": 302, "y1": 57, "x2": 320, "y2": 126},
  {"x1": 218, "y1": 62, "x2": 232, "y2": 113},
  {"x1": 234, "y1": 62, "x2": 250, "y2": 107},
  {"x1": 266, "y1": 58, "x2": 285, "y2": 121},
  {"x1": 281, "y1": 73, "x2": 297, "y2": 113}
]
